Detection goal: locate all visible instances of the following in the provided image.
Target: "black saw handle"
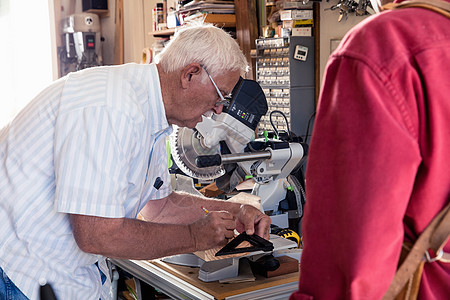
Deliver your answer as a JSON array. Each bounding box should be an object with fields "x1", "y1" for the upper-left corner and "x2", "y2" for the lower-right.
[
  {"x1": 196, "y1": 151, "x2": 272, "y2": 168},
  {"x1": 196, "y1": 154, "x2": 222, "y2": 168}
]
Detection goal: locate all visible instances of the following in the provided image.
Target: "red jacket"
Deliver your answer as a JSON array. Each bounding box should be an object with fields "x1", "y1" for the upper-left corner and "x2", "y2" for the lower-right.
[{"x1": 291, "y1": 1, "x2": 450, "y2": 299}]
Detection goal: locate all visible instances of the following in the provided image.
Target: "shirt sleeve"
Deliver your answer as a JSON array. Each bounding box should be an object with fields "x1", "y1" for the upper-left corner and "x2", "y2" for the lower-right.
[
  {"x1": 54, "y1": 105, "x2": 139, "y2": 218},
  {"x1": 293, "y1": 55, "x2": 421, "y2": 299}
]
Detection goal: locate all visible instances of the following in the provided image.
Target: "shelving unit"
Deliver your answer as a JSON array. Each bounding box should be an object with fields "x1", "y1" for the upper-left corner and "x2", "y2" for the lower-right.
[
  {"x1": 149, "y1": 14, "x2": 236, "y2": 37},
  {"x1": 255, "y1": 36, "x2": 315, "y2": 140},
  {"x1": 149, "y1": 28, "x2": 175, "y2": 37},
  {"x1": 147, "y1": 0, "x2": 257, "y2": 79}
]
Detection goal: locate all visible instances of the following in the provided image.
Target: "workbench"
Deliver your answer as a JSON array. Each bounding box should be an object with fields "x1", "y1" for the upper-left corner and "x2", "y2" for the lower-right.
[{"x1": 110, "y1": 258, "x2": 299, "y2": 300}]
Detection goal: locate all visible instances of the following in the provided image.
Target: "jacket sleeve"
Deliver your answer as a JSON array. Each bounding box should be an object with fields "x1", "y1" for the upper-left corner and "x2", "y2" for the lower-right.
[{"x1": 291, "y1": 54, "x2": 421, "y2": 299}]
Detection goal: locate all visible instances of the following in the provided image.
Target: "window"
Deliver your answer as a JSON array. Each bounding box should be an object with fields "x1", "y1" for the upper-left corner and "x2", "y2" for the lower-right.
[{"x1": 0, "y1": 0, "x2": 54, "y2": 127}]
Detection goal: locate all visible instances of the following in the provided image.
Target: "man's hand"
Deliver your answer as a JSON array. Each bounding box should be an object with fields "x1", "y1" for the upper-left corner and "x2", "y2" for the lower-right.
[
  {"x1": 188, "y1": 211, "x2": 236, "y2": 250},
  {"x1": 235, "y1": 205, "x2": 271, "y2": 240}
]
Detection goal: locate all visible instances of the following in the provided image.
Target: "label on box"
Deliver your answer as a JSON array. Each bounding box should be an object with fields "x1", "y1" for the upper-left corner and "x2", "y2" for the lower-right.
[
  {"x1": 283, "y1": 20, "x2": 294, "y2": 29},
  {"x1": 294, "y1": 19, "x2": 314, "y2": 27},
  {"x1": 293, "y1": 10, "x2": 313, "y2": 20},
  {"x1": 292, "y1": 27, "x2": 312, "y2": 36}
]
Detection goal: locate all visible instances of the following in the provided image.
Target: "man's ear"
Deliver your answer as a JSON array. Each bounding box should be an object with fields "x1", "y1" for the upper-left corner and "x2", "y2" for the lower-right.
[{"x1": 181, "y1": 63, "x2": 202, "y2": 88}]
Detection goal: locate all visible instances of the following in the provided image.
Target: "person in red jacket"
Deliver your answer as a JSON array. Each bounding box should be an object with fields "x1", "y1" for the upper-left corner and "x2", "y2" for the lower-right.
[{"x1": 290, "y1": 0, "x2": 450, "y2": 298}]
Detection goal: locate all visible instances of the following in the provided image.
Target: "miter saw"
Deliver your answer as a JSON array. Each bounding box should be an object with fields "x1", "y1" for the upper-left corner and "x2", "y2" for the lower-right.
[
  {"x1": 170, "y1": 76, "x2": 307, "y2": 231},
  {"x1": 166, "y1": 77, "x2": 307, "y2": 282}
]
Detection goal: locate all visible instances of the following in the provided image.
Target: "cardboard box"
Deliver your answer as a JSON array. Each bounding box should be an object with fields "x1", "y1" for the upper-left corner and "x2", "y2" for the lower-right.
[
  {"x1": 283, "y1": 19, "x2": 314, "y2": 29},
  {"x1": 280, "y1": 9, "x2": 313, "y2": 21},
  {"x1": 294, "y1": 19, "x2": 314, "y2": 26}
]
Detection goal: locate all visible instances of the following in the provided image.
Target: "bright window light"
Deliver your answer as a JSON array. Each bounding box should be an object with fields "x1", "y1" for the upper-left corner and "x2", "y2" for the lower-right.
[{"x1": 0, "y1": 0, "x2": 54, "y2": 128}]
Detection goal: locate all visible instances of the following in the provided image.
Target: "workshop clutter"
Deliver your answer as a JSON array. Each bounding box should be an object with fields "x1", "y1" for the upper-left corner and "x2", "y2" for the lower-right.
[
  {"x1": 264, "y1": 1, "x2": 314, "y2": 38},
  {"x1": 151, "y1": 0, "x2": 235, "y2": 32},
  {"x1": 271, "y1": 224, "x2": 303, "y2": 248}
]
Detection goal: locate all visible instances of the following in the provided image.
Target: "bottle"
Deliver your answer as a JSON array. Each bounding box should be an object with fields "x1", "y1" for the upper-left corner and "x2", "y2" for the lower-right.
[{"x1": 156, "y1": 3, "x2": 164, "y2": 29}]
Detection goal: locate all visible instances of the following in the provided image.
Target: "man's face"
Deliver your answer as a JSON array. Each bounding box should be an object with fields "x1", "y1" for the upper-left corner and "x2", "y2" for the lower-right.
[{"x1": 172, "y1": 68, "x2": 241, "y2": 128}]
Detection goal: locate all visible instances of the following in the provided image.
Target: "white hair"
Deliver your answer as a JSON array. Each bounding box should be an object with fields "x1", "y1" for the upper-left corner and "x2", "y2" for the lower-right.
[{"x1": 154, "y1": 23, "x2": 249, "y2": 80}]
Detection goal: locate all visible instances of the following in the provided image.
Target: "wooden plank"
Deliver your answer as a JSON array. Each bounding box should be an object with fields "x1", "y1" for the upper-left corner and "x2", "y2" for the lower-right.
[
  {"x1": 85, "y1": 9, "x2": 110, "y2": 17},
  {"x1": 150, "y1": 259, "x2": 299, "y2": 299},
  {"x1": 149, "y1": 28, "x2": 176, "y2": 37},
  {"x1": 193, "y1": 239, "x2": 252, "y2": 261},
  {"x1": 227, "y1": 192, "x2": 261, "y2": 209},
  {"x1": 204, "y1": 13, "x2": 236, "y2": 27},
  {"x1": 199, "y1": 182, "x2": 224, "y2": 198},
  {"x1": 234, "y1": 0, "x2": 258, "y2": 80}
]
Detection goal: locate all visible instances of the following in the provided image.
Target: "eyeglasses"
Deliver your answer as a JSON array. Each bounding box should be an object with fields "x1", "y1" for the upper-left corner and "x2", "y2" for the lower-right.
[{"x1": 201, "y1": 65, "x2": 231, "y2": 107}]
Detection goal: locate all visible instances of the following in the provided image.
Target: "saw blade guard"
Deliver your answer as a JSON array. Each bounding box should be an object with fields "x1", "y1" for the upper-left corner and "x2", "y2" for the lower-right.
[{"x1": 169, "y1": 126, "x2": 225, "y2": 180}]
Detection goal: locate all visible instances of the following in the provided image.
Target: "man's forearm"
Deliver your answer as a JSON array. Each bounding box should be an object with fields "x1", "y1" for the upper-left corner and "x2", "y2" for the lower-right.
[
  {"x1": 142, "y1": 191, "x2": 270, "y2": 239},
  {"x1": 70, "y1": 214, "x2": 197, "y2": 260},
  {"x1": 140, "y1": 191, "x2": 243, "y2": 224}
]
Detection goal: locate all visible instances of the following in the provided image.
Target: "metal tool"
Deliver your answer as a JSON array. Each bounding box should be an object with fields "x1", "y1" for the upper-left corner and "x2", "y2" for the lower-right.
[
  {"x1": 170, "y1": 126, "x2": 225, "y2": 180},
  {"x1": 215, "y1": 232, "x2": 274, "y2": 256},
  {"x1": 163, "y1": 234, "x2": 299, "y2": 282},
  {"x1": 60, "y1": 13, "x2": 103, "y2": 76},
  {"x1": 170, "y1": 76, "x2": 307, "y2": 229},
  {"x1": 325, "y1": 0, "x2": 375, "y2": 21},
  {"x1": 166, "y1": 77, "x2": 306, "y2": 282}
]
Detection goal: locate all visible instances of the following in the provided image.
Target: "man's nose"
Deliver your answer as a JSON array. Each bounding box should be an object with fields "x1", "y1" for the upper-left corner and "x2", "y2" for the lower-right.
[{"x1": 212, "y1": 104, "x2": 223, "y2": 114}]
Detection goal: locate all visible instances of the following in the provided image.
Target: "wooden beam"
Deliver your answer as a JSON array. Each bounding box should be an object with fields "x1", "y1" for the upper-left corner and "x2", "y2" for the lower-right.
[{"x1": 234, "y1": 0, "x2": 259, "y2": 80}]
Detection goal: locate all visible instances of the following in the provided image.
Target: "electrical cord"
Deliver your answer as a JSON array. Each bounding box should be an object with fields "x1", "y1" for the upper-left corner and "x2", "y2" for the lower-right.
[
  {"x1": 269, "y1": 110, "x2": 291, "y2": 140},
  {"x1": 304, "y1": 111, "x2": 316, "y2": 143}
]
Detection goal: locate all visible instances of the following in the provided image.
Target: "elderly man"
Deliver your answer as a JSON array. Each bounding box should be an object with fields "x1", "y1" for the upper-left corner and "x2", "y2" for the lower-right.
[
  {"x1": 290, "y1": 0, "x2": 450, "y2": 299},
  {"x1": 0, "y1": 24, "x2": 271, "y2": 299}
]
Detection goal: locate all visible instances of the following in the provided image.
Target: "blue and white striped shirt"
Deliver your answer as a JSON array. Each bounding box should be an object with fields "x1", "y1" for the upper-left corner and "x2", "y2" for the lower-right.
[{"x1": 0, "y1": 63, "x2": 172, "y2": 299}]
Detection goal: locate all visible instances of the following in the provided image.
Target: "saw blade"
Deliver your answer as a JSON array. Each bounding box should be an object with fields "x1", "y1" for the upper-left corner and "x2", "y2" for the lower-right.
[{"x1": 169, "y1": 126, "x2": 225, "y2": 180}]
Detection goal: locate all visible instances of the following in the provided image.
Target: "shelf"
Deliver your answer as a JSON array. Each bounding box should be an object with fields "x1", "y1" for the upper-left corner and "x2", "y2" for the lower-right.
[
  {"x1": 84, "y1": 9, "x2": 109, "y2": 17},
  {"x1": 149, "y1": 28, "x2": 176, "y2": 37},
  {"x1": 201, "y1": 13, "x2": 236, "y2": 27},
  {"x1": 149, "y1": 14, "x2": 236, "y2": 37}
]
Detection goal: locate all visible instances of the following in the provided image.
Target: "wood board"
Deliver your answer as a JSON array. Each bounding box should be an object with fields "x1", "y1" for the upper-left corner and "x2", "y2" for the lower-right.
[{"x1": 149, "y1": 259, "x2": 299, "y2": 299}]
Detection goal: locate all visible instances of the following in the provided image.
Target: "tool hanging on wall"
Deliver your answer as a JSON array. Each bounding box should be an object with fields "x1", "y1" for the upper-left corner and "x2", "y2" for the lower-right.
[
  {"x1": 60, "y1": 13, "x2": 103, "y2": 76},
  {"x1": 324, "y1": 0, "x2": 375, "y2": 21}
]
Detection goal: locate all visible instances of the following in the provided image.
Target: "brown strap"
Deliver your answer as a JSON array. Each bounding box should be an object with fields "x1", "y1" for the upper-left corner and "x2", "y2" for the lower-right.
[
  {"x1": 383, "y1": 202, "x2": 450, "y2": 299},
  {"x1": 382, "y1": 0, "x2": 450, "y2": 18}
]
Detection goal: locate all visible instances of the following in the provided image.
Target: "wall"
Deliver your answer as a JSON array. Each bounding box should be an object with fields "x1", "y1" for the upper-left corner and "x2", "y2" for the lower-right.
[
  {"x1": 318, "y1": 0, "x2": 371, "y2": 85},
  {"x1": 123, "y1": 0, "x2": 177, "y2": 63},
  {"x1": 57, "y1": 0, "x2": 179, "y2": 65},
  {"x1": 55, "y1": 0, "x2": 371, "y2": 78}
]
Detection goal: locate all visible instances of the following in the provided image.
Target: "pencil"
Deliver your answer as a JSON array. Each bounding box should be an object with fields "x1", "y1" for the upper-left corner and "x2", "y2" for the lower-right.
[{"x1": 201, "y1": 206, "x2": 209, "y2": 214}]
